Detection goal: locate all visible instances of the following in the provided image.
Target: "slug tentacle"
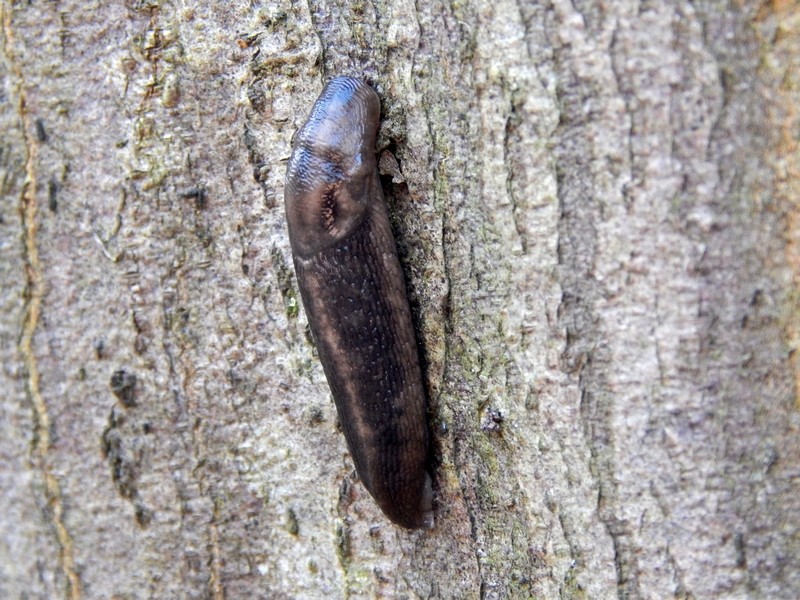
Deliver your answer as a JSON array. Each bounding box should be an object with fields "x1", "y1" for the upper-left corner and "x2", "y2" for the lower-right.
[{"x1": 284, "y1": 76, "x2": 433, "y2": 529}]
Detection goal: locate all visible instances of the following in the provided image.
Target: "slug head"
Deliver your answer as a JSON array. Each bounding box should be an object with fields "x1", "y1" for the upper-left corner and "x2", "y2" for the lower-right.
[{"x1": 285, "y1": 77, "x2": 382, "y2": 258}]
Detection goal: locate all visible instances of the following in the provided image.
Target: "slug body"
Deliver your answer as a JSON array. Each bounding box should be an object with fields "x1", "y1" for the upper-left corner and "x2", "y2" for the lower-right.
[{"x1": 284, "y1": 77, "x2": 433, "y2": 529}]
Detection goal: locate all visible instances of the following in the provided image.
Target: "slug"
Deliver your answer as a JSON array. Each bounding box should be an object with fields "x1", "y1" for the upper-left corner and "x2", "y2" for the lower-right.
[{"x1": 284, "y1": 77, "x2": 433, "y2": 529}]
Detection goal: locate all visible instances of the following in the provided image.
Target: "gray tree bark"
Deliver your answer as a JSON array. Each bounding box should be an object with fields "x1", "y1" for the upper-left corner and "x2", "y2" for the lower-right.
[{"x1": 1, "y1": 1, "x2": 798, "y2": 598}]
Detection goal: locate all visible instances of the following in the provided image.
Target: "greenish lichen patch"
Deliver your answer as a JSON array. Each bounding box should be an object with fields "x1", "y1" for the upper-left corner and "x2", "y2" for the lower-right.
[
  {"x1": 335, "y1": 523, "x2": 350, "y2": 565},
  {"x1": 270, "y1": 246, "x2": 300, "y2": 320}
]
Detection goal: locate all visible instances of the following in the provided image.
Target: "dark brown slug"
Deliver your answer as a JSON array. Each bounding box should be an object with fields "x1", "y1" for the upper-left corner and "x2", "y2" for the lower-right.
[{"x1": 284, "y1": 77, "x2": 433, "y2": 529}]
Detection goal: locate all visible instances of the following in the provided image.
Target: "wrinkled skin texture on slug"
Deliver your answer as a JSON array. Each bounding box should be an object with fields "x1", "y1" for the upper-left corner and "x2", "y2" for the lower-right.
[{"x1": 284, "y1": 77, "x2": 433, "y2": 529}]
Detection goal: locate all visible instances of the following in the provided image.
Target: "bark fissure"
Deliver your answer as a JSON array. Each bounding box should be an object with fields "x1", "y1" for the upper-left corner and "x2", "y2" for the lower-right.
[{"x1": 2, "y1": 4, "x2": 82, "y2": 598}]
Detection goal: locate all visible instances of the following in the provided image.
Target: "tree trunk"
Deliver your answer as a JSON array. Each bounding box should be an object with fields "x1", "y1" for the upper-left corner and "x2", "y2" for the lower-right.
[{"x1": 1, "y1": 1, "x2": 798, "y2": 598}]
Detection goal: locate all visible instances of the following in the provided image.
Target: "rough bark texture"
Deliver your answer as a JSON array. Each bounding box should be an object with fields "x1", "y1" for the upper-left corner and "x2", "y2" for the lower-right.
[{"x1": 1, "y1": 1, "x2": 798, "y2": 598}]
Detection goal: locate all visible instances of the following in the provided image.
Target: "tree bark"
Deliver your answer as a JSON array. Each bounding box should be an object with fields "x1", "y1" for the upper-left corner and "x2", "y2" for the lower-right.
[{"x1": 1, "y1": 1, "x2": 798, "y2": 598}]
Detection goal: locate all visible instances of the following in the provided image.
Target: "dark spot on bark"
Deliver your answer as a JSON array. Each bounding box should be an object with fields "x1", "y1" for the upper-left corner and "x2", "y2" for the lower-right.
[
  {"x1": 306, "y1": 405, "x2": 325, "y2": 426},
  {"x1": 481, "y1": 406, "x2": 505, "y2": 433},
  {"x1": 247, "y1": 86, "x2": 266, "y2": 112},
  {"x1": 286, "y1": 508, "x2": 299, "y2": 535},
  {"x1": 35, "y1": 118, "x2": 47, "y2": 142},
  {"x1": 101, "y1": 411, "x2": 138, "y2": 500},
  {"x1": 110, "y1": 369, "x2": 137, "y2": 408},
  {"x1": 180, "y1": 187, "x2": 207, "y2": 210},
  {"x1": 134, "y1": 503, "x2": 154, "y2": 528},
  {"x1": 47, "y1": 179, "x2": 58, "y2": 212}
]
